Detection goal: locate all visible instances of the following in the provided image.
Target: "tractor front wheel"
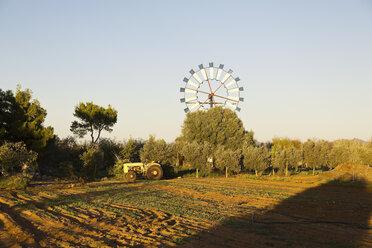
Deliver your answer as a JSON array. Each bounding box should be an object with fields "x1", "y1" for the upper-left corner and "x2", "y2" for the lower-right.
[
  {"x1": 146, "y1": 164, "x2": 163, "y2": 180},
  {"x1": 126, "y1": 171, "x2": 137, "y2": 182}
]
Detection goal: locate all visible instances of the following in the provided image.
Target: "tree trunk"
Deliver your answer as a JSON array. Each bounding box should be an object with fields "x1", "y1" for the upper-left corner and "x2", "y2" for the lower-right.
[
  {"x1": 255, "y1": 170, "x2": 258, "y2": 176},
  {"x1": 312, "y1": 166, "x2": 315, "y2": 175},
  {"x1": 90, "y1": 133, "x2": 94, "y2": 143},
  {"x1": 225, "y1": 167, "x2": 228, "y2": 178},
  {"x1": 94, "y1": 128, "x2": 102, "y2": 143},
  {"x1": 272, "y1": 168, "x2": 275, "y2": 176},
  {"x1": 285, "y1": 163, "x2": 288, "y2": 177}
]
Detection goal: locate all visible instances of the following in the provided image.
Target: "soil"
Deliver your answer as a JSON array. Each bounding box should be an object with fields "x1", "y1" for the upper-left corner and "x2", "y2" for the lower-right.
[
  {"x1": 321, "y1": 162, "x2": 372, "y2": 183},
  {"x1": 0, "y1": 176, "x2": 371, "y2": 247}
]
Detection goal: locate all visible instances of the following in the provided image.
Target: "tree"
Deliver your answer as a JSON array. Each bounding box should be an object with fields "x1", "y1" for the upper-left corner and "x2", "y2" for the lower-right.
[
  {"x1": 303, "y1": 140, "x2": 331, "y2": 175},
  {"x1": 80, "y1": 144, "x2": 104, "y2": 178},
  {"x1": 0, "y1": 89, "x2": 14, "y2": 140},
  {"x1": 38, "y1": 136, "x2": 85, "y2": 178},
  {"x1": 98, "y1": 138, "x2": 124, "y2": 172},
  {"x1": 272, "y1": 146, "x2": 301, "y2": 176},
  {"x1": 270, "y1": 138, "x2": 302, "y2": 175},
  {"x1": 0, "y1": 86, "x2": 54, "y2": 153},
  {"x1": 120, "y1": 138, "x2": 144, "y2": 162},
  {"x1": 179, "y1": 106, "x2": 247, "y2": 151},
  {"x1": 243, "y1": 145, "x2": 271, "y2": 176},
  {"x1": 214, "y1": 146, "x2": 242, "y2": 174},
  {"x1": 328, "y1": 144, "x2": 350, "y2": 168},
  {"x1": 178, "y1": 140, "x2": 212, "y2": 172},
  {"x1": 70, "y1": 102, "x2": 117, "y2": 143},
  {"x1": 140, "y1": 135, "x2": 174, "y2": 166}
]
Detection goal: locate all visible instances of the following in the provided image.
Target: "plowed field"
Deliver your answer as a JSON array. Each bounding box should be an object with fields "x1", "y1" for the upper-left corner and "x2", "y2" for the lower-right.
[{"x1": 0, "y1": 177, "x2": 371, "y2": 247}]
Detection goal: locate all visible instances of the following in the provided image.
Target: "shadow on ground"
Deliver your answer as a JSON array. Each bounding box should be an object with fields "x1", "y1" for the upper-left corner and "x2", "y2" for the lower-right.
[{"x1": 182, "y1": 180, "x2": 372, "y2": 248}]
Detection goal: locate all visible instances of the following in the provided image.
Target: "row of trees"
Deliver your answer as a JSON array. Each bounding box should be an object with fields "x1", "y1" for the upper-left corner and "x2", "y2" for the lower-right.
[
  {"x1": 1, "y1": 86, "x2": 371, "y2": 181},
  {"x1": 174, "y1": 107, "x2": 372, "y2": 176}
]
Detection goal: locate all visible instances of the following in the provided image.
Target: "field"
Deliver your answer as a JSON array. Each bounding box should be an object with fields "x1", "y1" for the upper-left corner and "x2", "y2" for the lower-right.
[{"x1": 0, "y1": 176, "x2": 371, "y2": 247}]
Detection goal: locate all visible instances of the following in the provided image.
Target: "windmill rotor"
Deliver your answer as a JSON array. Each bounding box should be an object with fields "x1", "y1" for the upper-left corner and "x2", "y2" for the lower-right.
[{"x1": 180, "y1": 63, "x2": 244, "y2": 113}]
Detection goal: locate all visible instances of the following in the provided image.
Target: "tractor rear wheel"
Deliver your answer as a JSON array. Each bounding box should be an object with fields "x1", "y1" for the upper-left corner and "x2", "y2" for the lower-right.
[
  {"x1": 146, "y1": 164, "x2": 163, "y2": 180},
  {"x1": 126, "y1": 171, "x2": 137, "y2": 182}
]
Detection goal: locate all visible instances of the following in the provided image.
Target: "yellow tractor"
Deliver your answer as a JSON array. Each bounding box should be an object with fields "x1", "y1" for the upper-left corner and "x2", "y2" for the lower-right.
[{"x1": 123, "y1": 162, "x2": 163, "y2": 182}]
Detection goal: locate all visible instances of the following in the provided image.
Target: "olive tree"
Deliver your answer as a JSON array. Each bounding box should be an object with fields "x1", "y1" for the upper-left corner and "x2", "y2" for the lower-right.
[
  {"x1": 243, "y1": 145, "x2": 271, "y2": 176},
  {"x1": 303, "y1": 140, "x2": 331, "y2": 175},
  {"x1": 179, "y1": 106, "x2": 249, "y2": 151},
  {"x1": 272, "y1": 146, "x2": 301, "y2": 176},
  {"x1": 214, "y1": 146, "x2": 242, "y2": 174},
  {"x1": 140, "y1": 135, "x2": 174, "y2": 165},
  {"x1": 178, "y1": 141, "x2": 212, "y2": 172}
]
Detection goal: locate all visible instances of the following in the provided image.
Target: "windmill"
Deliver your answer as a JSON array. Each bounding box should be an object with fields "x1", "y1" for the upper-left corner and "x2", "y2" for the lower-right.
[{"x1": 180, "y1": 63, "x2": 244, "y2": 113}]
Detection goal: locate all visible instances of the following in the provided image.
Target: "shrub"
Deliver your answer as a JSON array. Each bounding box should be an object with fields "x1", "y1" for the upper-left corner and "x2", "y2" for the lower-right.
[
  {"x1": 120, "y1": 138, "x2": 144, "y2": 162},
  {"x1": 112, "y1": 159, "x2": 127, "y2": 178},
  {"x1": 38, "y1": 136, "x2": 84, "y2": 178},
  {"x1": 80, "y1": 144, "x2": 104, "y2": 178},
  {"x1": 0, "y1": 174, "x2": 30, "y2": 189},
  {"x1": 98, "y1": 138, "x2": 123, "y2": 174},
  {"x1": 0, "y1": 142, "x2": 37, "y2": 176}
]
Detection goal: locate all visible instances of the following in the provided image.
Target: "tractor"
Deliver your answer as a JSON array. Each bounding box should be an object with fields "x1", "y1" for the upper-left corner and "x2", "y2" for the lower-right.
[{"x1": 123, "y1": 162, "x2": 163, "y2": 182}]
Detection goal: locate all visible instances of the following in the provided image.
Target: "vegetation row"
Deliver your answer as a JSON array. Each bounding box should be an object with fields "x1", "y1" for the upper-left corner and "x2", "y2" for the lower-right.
[{"x1": 1, "y1": 86, "x2": 371, "y2": 188}]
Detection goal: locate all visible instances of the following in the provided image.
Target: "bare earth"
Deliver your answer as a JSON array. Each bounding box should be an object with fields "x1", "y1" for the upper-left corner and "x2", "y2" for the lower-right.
[{"x1": 0, "y1": 176, "x2": 371, "y2": 247}]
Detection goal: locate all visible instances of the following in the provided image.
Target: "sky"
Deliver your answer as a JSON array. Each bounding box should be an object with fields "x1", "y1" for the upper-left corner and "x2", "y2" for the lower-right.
[{"x1": 0, "y1": 0, "x2": 371, "y2": 143}]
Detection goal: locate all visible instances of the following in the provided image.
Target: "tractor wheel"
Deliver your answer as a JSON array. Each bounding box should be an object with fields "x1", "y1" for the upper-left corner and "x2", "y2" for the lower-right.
[
  {"x1": 126, "y1": 171, "x2": 137, "y2": 182},
  {"x1": 146, "y1": 164, "x2": 163, "y2": 180}
]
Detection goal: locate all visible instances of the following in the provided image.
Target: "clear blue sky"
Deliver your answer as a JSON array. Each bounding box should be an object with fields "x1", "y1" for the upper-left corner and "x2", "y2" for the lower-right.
[{"x1": 1, "y1": 0, "x2": 371, "y2": 143}]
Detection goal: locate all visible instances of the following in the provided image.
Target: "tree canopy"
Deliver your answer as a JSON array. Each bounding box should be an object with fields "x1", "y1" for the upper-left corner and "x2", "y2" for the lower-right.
[
  {"x1": 178, "y1": 106, "x2": 249, "y2": 151},
  {"x1": 70, "y1": 102, "x2": 117, "y2": 143},
  {"x1": 0, "y1": 86, "x2": 54, "y2": 152},
  {"x1": 140, "y1": 135, "x2": 174, "y2": 166},
  {"x1": 243, "y1": 145, "x2": 271, "y2": 175}
]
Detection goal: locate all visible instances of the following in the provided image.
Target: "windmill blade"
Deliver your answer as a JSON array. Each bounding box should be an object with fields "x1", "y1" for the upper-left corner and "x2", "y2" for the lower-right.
[
  {"x1": 228, "y1": 96, "x2": 239, "y2": 101},
  {"x1": 209, "y1": 67, "x2": 214, "y2": 79},
  {"x1": 188, "y1": 79, "x2": 199, "y2": 88},
  {"x1": 228, "y1": 88, "x2": 239, "y2": 93},
  {"x1": 222, "y1": 72, "x2": 231, "y2": 83},
  {"x1": 216, "y1": 68, "x2": 222, "y2": 80},
  {"x1": 189, "y1": 102, "x2": 199, "y2": 110},
  {"x1": 226, "y1": 101, "x2": 237, "y2": 110},
  {"x1": 201, "y1": 68, "x2": 208, "y2": 80},
  {"x1": 226, "y1": 79, "x2": 236, "y2": 88},
  {"x1": 216, "y1": 64, "x2": 224, "y2": 80},
  {"x1": 185, "y1": 88, "x2": 197, "y2": 93},
  {"x1": 192, "y1": 73, "x2": 202, "y2": 83},
  {"x1": 185, "y1": 97, "x2": 197, "y2": 102}
]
